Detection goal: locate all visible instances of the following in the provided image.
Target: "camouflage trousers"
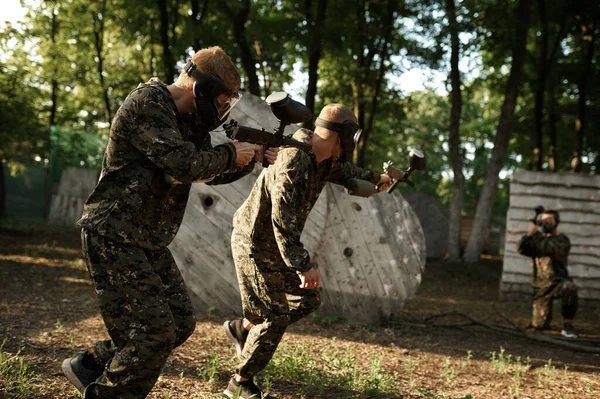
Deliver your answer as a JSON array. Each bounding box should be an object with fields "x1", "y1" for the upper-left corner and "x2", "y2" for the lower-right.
[
  {"x1": 531, "y1": 278, "x2": 578, "y2": 329},
  {"x1": 80, "y1": 230, "x2": 196, "y2": 399},
  {"x1": 231, "y1": 230, "x2": 320, "y2": 378}
]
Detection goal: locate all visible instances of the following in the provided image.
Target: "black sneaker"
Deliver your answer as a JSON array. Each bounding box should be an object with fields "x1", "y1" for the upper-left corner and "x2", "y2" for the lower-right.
[
  {"x1": 561, "y1": 323, "x2": 578, "y2": 338},
  {"x1": 223, "y1": 377, "x2": 274, "y2": 398},
  {"x1": 224, "y1": 319, "x2": 249, "y2": 358},
  {"x1": 61, "y1": 352, "x2": 103, "y2": 394}
]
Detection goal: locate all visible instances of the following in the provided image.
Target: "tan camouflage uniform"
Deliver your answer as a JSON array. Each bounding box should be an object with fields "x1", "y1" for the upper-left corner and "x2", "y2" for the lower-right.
[
  {"x1": 517, "y1": 231, "x2": 578, "y2": 329},
  {"x1": 77, "y1": 79, "x2": 254, "y2": 399},
  {"x1": 231, "y1": 129, "x2": 379, "y2": 378}
]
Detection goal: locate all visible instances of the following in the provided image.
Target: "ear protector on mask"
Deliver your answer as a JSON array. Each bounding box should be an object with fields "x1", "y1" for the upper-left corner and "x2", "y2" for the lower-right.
[
  {"x1": 184, "y1": 60, "x2": 241, "y2": 130},
  {"x1": 315, "y1": 117, "x2": 362, "y2": 162}
]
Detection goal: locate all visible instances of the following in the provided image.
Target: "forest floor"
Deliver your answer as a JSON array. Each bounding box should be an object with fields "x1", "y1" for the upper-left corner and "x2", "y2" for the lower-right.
[{"x1": 1, "y1": 221, "x2": 599, "y2": 399}]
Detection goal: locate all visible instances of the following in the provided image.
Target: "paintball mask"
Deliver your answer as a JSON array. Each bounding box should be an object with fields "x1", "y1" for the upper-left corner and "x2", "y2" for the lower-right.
[
  {"x1": 184, "y1": 60, "x2": 241, "y2": 131},
  {"x1": 315, "y1": 117, "x2": 362, "y2": 162}
]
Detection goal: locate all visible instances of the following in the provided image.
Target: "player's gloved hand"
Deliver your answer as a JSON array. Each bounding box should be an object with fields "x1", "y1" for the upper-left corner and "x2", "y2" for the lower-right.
[
  {"x1": 234, "y1": 142, "x2": 261, "y2": 166},
  {"x1": 527, "y1": 222, "x2": 539, "y2": 236},
  {"x1": 376, "y1": 174, "x2": 392, "y2": 191},
  {"x1": 299, "y1": 266, "x2": 320, "y2": 289},
  {"x1": 254, "y1": 147, "x2": 280, "y2": 164}
]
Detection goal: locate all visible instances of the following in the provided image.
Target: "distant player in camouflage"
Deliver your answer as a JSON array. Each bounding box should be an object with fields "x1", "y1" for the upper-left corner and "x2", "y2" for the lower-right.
[
  {"x1": 517, "y1": 209, "x2": 578, "y2": 338},
  {"x1": 61, "y1": 46, "x2": 278, "y2": 399},
  {"x1": 221, "y1": 104, "x2": 392, "y2": 398}
]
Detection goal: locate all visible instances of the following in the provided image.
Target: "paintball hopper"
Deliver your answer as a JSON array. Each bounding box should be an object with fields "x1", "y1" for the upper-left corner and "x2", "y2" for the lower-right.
[
  {"x1": 265, "y1": 92, "x2": 312, "y2": 125},
  {"x1": 384, "y1": 149, "x2": 426, "y2": 192},
  {"x1": 343, "y1": 149, "x2": 426, "y2": 197},
  {"x1": 531, "y1": 205, "x2": 545, "y2": 225}
]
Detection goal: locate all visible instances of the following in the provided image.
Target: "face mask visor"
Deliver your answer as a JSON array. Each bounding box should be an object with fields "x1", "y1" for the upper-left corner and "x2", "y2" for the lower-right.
[{"x1": 214, "y1": 92, "x2": 242, "y2": 121}]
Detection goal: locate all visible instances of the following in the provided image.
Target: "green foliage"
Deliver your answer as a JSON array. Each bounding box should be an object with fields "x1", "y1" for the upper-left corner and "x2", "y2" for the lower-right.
[
  {"x1": 2, "y1": 0, "x2": 599, "y2": 231},
  {"x1": 257, "y1": 340, "x2": 401, "y2": 398},
  {"x1": 0, "y1": 339, "x2": 43, "y2": 398}
]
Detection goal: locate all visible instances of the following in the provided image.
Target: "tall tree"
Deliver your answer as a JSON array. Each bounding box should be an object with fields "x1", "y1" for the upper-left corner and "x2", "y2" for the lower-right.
[
  {"x1": 571, "y1": 12, "x2": 596, "y2": 172},
  {"x1": 304, "y1": 0, "x2": 328, "y2": 121},
  {"x1": 92, "y1": 0, "x2": 112, "y2": 125},
  {"x1": 532, "y1": 0, "x2": 567, "y2": 171},
  {"x1": 48, "y1": 3, "x2": 59, "y2": 128},
  {"x1": 353, "y1": 0, "x2": 398, "y2": 166},
  {"x1": 156, "y1": 0, "x2": 176, "y2": 83},
  {"x1": 463, "y1": 0, "x2": 534, "y2": 263},
  {"x1": 189, "y1": 0, "x2": 210, "y2": 51},
  {"x1": 445, "y1": 0, "x2": 464, "y2": 261},
  {"x1": 222, "y1": 0, "x2": 261, "y2": 96}
]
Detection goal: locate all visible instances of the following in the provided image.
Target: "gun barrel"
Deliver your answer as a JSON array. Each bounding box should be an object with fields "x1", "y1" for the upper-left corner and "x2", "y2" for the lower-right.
[
  {"x1": 281, "y1": 136, "x2": 312, "y2": 152},
  {"x1": 224, "y1": 121, "x2": 312, "y2": 152}
]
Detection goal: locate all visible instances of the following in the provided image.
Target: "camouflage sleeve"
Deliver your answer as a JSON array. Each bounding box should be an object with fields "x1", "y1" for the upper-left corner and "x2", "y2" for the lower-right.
[
  {"x1": 517, "y1": 231, "x2": 542, "y2": 257},
  {"x1": 270, "y1": 150, "x2": 312, "y2": 273},
  {"x1": 117, "y1": 88, "x2": 237, "y2": 185},
  {"x1": 326, "y1": 161, "x2": 380, "y2": 185},
  {"x1": 192, "y1": 123, "x2": 256, "y2": 185},
  {"x1": 518, "y1": 231, "x2": 571, "y2": 258},
  {"x1": 206, "y1": 161, "x2": 256, "y2": 185}
]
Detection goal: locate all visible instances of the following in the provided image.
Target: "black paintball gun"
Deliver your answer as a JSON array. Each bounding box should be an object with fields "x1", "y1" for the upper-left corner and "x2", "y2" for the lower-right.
[
  {"x1": 530, "y1": 205, "x2": 545, "y2": 225},
  {"x1": 344, "y1": 149, "x2": 427, "y2": 197},
  {"x1": 222, "y1": 92, "x2": 313, "y2": 167}
]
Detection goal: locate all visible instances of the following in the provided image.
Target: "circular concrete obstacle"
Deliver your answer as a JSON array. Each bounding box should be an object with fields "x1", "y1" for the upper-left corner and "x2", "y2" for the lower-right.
[
  {"x1": 404, "y1": 191, "x2": 449, "y2": 259},
  {"x1": 169, "y1": 93, "x2": 426, "y2": 324}
]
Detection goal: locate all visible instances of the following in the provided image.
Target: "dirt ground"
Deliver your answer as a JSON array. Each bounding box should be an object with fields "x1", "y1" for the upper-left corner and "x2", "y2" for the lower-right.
[{"x1": 0, "y1": 223, "x2": 599, "y2": 399}]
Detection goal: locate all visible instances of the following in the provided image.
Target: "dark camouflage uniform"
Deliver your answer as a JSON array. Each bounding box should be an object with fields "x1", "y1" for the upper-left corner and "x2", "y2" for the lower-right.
[
  {"x1": 517, "y1": 231, "x2": 578, "y2": 329},
  {"x1": 77, "y1": 79, "x2": 254, "y2": 399},
  {"x1": 231, "y1": 129, "x2": 379, "y2": 378}
]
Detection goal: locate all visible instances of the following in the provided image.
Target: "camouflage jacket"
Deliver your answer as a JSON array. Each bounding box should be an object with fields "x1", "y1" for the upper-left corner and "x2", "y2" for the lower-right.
[
  {"x1": 78, "y1": 79, "x2": 254, "y2": 249},
  {"x1": 233, "y1": 129, "x2": 380, "y2": 273},
  {"x1": 517, "y1": 231, "x2": 571, "y2": 286}
]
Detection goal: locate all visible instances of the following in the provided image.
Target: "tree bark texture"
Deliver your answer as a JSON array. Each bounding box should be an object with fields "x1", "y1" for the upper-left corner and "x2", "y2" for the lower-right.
[
  {"x1": 93, "y1": 0, "x2": 112, "y2": 126},
  {"x1": 548, "y1": 78, "x2": 557, "y2": 172},
  {"x1": 157, "y1": 0, "x2": 176, "y2": 84},
  {"x1": 355, "y1": 0, "x2": 397, "y2": 167},
  {"x1": 533, "y1": 0, "x2": 548, "y2": 171},
  {"x1": 571, "y1": 17, "x2": 595, "y2": 172},
  {"x1": 223, "y1": 0, "x2": 261, "y2": 96},
  {"x1": 463, "y1": 0, "x2": 534, "y2": 263},
  {"x1": 0, "y1": 162, "x2": 5, "y2": 218},
  {"x1": 445, "y1": 0, "x2": 465, "y2": 261},
  {"x1": 49, "y1": 8, "x2": 58, "y2": 128},
  {"x1": 304, "y1": 0, "x2": 327, "y2": 127}
]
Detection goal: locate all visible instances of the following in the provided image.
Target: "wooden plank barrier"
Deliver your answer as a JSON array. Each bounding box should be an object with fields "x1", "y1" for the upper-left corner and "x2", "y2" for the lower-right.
[{"x1": 501, "y1": 168, "x2": 600, "y2": 301}]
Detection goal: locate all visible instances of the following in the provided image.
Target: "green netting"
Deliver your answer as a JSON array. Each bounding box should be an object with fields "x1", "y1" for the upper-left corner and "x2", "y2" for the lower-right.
[{"x1": 2, "y1": 163, "x2": 48, "y2": 221}]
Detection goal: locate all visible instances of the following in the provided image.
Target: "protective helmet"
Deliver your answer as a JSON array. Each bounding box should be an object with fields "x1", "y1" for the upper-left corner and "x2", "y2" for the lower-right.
[
  {"x1": 315, "y1": 117, "x2": 362, "y2": 162},
  {"x1": 184, "y1": 60, "x2": 241, "y2": 130}
]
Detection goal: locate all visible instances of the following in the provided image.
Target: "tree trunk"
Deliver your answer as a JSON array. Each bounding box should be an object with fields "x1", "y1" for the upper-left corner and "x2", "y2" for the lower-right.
[
  {"x1": 93, "y1": 0, "x2": 111, "y2": 126},
  {"x1": 571, "y1": 18, "x2": 595, "y2": 172},
  {"x1": 0, "y1": 161, "x2": 5, "y2": 219},
  {"x1": 463, "y1": 0, "x2": 533, "y2": 264},
  {"x1": 445, "y1": 0, "x2": 464, "y2": 261},
  {"x1": 355, "y1": 0, "x2": 396, "y2": 167},
  {"x1": 157, "y1": 0, "x2": 176, "y2": 83},
  {"x1": 49, "y1": 8, "x2": 59, "y2": 128},
  {"x1": 304, "y1": 0, "x2": 327, "y2": 126},
  {"x1": 548, "y1": 77, "x2": 557, "y2": 172},
  {"x1": 533, "y1": 0, "x2": 548, "y2": 171},
  {"x1": 223, "y1": 0, "x2": 260, "y2": 96},
  {"x1": 190, "y1": 0, "x2": 210, "y2": 50}
]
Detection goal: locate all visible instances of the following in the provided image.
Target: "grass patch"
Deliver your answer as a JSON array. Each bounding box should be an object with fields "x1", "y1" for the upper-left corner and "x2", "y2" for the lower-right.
[
  {"x1": 256, "y1": 340, "x2": 401, "y2": 398},
  {"x1": 0, "y1": 338, "x2": 44, "y2": 398}
]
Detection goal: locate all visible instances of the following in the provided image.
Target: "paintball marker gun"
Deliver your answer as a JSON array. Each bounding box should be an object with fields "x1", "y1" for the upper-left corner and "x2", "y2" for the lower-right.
[
  {"x1": 344, "y1": 149, "x2": 427, "y2": 198},
  {"x1": 222, "y1": 92, "x2": 313, "y2": 167},
  {"x1": 530, "y1": 205, "x2": 545, "y2": 225}
]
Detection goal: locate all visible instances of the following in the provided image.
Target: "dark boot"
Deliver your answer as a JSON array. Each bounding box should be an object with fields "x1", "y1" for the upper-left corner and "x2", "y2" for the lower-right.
[
  {"x1": 223, "y1": 319, "x2": 249, "y2": 358},
  {"x1": 61, "y1": 351, "x2": 103, "y2": 394}
]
